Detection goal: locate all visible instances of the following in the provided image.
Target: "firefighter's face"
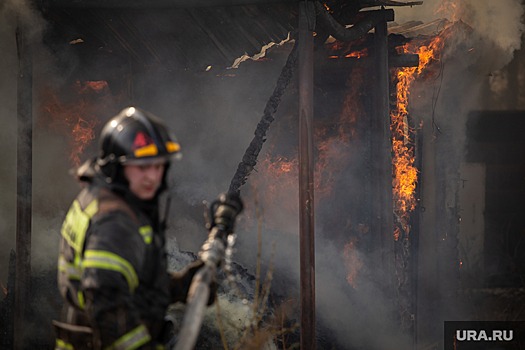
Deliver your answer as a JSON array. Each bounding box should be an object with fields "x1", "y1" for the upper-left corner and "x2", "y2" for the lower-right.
[{"x1": 123, "y1": 160, "x2": 166, "y2": 200}]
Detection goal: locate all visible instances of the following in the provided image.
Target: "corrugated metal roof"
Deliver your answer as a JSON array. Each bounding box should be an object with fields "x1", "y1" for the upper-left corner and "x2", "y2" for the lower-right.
[{"x1": 41, "y1": 4, "x2": 296, "y2": 74}]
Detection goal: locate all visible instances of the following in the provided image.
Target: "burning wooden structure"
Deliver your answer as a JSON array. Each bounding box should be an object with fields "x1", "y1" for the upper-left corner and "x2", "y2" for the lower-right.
[{"x1": 3, "y1": 0, "x2": 508, "y2": 349}]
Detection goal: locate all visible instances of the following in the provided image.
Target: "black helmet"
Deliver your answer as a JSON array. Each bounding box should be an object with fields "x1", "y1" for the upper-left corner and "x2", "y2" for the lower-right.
[{"x1": 96, "y1": 107, "x2": 181, "y2": 184}]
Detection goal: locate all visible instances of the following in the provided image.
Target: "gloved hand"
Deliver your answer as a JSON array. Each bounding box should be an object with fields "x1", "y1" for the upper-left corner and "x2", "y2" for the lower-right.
[
  {"x1": 169, "y1": 259, "x2": 217, "y2": 305},
  {"x1": 209, "y1": 192, "x2": 244, "y2": 233}
]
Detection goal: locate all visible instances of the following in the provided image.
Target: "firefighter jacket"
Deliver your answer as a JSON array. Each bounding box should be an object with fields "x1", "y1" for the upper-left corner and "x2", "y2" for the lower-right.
[{"x1": 56, "y1": 173, "x2": 187, "y2": 350}]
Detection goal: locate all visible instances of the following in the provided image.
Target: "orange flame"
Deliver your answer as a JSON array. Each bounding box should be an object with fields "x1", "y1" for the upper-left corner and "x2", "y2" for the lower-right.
[
  {"x1": 344, "y1": 48, "x2": 368, "y2": 59},
  {"x1": 391, "y1": 35, "x2": 446, "y2": 239},
  {"x1": 39, "y1": 80, "x2": 115, "y2": 166},
  {"x1": 329, "y1": 48, "x2": 369, "y2": 60}
]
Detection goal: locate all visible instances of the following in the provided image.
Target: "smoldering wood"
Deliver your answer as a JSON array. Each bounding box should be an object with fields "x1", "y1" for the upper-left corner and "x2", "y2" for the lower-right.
[
  {"x1": 15, "y1": 19, "x2": 33, "y2": 350},
  {"x1": 228, "y1": 41, "x2": 298, "y2": 195},
  {"x1": 392, "y1": 113, "x2": 419, "y2": 340}
]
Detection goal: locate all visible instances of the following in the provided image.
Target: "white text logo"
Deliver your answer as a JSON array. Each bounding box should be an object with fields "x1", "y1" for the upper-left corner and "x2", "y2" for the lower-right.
[{"x1": 456, "y1": 330, "x2": 513, "y2": 342}]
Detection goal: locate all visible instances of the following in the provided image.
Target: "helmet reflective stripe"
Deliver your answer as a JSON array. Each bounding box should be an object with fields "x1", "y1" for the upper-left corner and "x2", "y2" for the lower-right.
[
  {"x1": 138, "y1": 225, "x2": 153, "y2": 244},
  {"x1": 134, "y1": 144, "x2": 158, "y2": 158},
  {"x1": 109, "y1": 324, "x2": 151, "y2": 350},
  {"x1": 83, "y1": 250, "x2": 139, "y2": 292},
  {"x1": 55, "y1": 338, "x2": 74, "y2": 350},
  {"x1": 61, "y1": 200, "x2": 98, "y2": 252},
  {"x1": 165, "y1": 141, "x2": 180, "y2": 153}
]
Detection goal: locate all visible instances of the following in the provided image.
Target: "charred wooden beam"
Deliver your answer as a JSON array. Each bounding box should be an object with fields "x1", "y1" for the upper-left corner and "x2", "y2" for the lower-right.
[
  {"x1": 315, "y1": 2, "x2": 394, "y2": 43},
  {"x1": 298, "y1": 2, "x2": 316, "y2": 349},
  {"x1": 15, "y1": 18, "x2": 33, "y2": 350},
  {"x1": 229, "y1": 41, "x2": 298, "y2": 195}
]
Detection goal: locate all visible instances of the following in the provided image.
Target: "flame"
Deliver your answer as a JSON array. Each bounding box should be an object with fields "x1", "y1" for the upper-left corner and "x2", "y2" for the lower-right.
[
  {"x1": 329, "y1": 47, "x2": 369, "y2": 60},
  {"x1": 326, "y1": 36, "x2": 369, "y2": 60},
  {"x1": 391, "y1": 34, "x2": 447, "y2": 239},
  {"x1": 344, "y1": 48, "x2": 368, "y2": 59},
  {"x1": 39, "y1": 80, "x2": 115, "y2": 166}
]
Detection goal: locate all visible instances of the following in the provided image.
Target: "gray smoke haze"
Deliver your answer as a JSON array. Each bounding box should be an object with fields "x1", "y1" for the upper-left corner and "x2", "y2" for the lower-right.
[
  {"x1": 395, "y1": 0, "x2": 524, "y2": 69},
  {"x1": 0, "y1": 0, "x2": 47, "y2": 284},
  {"x1": 1, "y1": 0, "x2": 524, "y2": 348},
  {"x1": 0, "y1": 0, "x2": 83, "y2": 286}
]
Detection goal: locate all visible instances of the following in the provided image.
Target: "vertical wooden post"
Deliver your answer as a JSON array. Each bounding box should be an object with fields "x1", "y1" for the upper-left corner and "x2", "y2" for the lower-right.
[
  {"x1": 372, "y1": 12, "x2": 394, "y2": 283},
  {"x1": 298, "y1": 2, "x2": 315, "y2": 349},
  {"x1": 14, "y1": 19, "x2": 33, "y2": 350}
]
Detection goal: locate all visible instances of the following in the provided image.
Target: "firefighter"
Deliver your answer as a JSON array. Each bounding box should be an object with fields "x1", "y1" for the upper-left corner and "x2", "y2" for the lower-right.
[{"x1": 53, "y1": 107, "x2": 223, "y2": 349}]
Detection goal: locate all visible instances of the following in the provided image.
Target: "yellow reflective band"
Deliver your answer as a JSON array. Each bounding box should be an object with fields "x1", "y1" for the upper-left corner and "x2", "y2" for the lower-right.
[
  {"x1": 134, "y1": 144, "x2": 158, "y2": 158},
  {"x1": 83, "y1": 250, "x2": 139, "y2": 292},
  {"x1": 138, "y1": 226, "x2": 153, "y2": 244},
  {"x1": 165, "y1": 141, "x2": 180, "y2": 153},
  {"x1": 58, "y1": 255, "x2": 81, "y2": 280},
  {"x1": 55, "y1": 338, "x2": 74, "y2": 350},
  {"x1": 84, "y1": 199, "x2": 99, "y2": 217},
  {"x1": 77, "y1": 290, "x2": 85, "y2": 309},
  {"x1": 61, "y1": 199, "x2": 98, "y2": 253},
  {"x1": 109, "y1": 324, "x2": 151, "y2": 350}
]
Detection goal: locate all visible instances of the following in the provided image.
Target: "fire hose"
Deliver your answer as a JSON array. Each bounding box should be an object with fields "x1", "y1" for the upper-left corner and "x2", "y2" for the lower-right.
[{"x1": 174, "y1": 192, "x2": 243, "y2": 350}]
